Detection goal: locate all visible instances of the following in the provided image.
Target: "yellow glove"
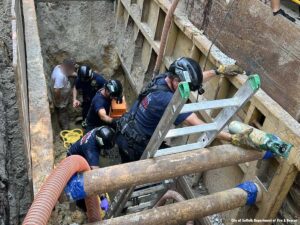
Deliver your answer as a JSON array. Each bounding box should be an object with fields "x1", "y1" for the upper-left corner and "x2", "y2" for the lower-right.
[
  {"x1": 216, "y1": 64, "x2": 244, "y2": 76},
  {"x1": 231, "y1": 128, "x2": 257, "y2": 149}
]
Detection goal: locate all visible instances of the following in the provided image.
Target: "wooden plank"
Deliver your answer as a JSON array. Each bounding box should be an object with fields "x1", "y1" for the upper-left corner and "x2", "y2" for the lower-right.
[
  {"x1": 141, "y1": 39, "x2": 152, "y2": 69},
  {"x1": 22, "y1": 0, "x2": 54, "y2": 195},
  {"x1": 154, "y1": 8, "x2": 166, "y2": 41},
  {"x1": 164, "y1": 21, "x2": 178, "y2": 58},
  {"x1": 255, "y1": 164, "x2": 298, "y2": 223},
  {"x1": 116, "y1": 0, "x2": 124, "y2": 23},
  {"x1": 120, "y1": 0, "x2": 160, "y2": 53},
  {"x1": 146, "y1": 0, "x2": 160, "y2": 35}
]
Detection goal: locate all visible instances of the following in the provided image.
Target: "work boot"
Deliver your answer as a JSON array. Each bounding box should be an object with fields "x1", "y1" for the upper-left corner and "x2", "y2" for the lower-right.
[{"x1": 273, "y1": 9, "x2": 296, "y2": 23}]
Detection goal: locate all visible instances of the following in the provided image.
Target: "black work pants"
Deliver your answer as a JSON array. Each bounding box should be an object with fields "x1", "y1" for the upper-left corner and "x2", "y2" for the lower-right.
[
  {"x1": 56, "y1": 106, "x2": 69, "y2": 130},
  {"x1": 116, "y1": 133, "x2": 147, "y2": 163},
  {"x1": 116, "y1": 133, "x2": 170, "y2": 163}
]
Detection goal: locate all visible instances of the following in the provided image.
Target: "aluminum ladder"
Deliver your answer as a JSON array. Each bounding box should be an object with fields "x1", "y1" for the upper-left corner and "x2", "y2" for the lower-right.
[{"x1": 106, "y1": 74, "x2": 261, "y2": 218}]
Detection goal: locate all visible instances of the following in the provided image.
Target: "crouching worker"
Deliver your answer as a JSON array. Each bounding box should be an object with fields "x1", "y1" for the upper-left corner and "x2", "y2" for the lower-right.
[
  {"x1": 85, "y1": 79, "x2": 123, "y2": 132},
  {"x1": 67, "y1": 126, "x2": 115, "y2": 212},
  {"x1": 73, "y1": 65, "x2": 107, "y2": 122},
  {"x1": 115, "y1": 57, "x2": 245, "y2": 163}
]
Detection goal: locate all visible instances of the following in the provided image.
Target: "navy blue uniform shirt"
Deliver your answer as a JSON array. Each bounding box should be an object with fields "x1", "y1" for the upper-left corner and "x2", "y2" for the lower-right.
[
  {"x1": 86, "y1": 91, "x2": 111, "y2": 128},
  {"x1": 68, "y1": 129, "x2": 100, "y2": 166},
  {"x1": 131, "y1": 76, "x2": 192, "y2": 137},
  {"x1": 75, "y1": 72, "x2": 107, "y2": 102}
]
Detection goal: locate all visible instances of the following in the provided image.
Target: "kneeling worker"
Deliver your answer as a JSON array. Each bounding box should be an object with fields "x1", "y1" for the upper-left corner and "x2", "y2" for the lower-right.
[
  {"x1": 115, "y1": 57, "x2": 244, "y2": 163},
  {"x1": 85, "y1": 79, "x2": 123, "y2": 132},
  {"x1": 67, "y1": 126, "x2": 115, "y2": 212}
]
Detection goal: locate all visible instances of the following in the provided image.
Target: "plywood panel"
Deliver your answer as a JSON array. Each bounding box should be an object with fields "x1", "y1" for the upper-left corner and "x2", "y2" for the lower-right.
[
  {"x1": 154, "y1": 8, "x2": 166, "y2": 41},
  {"x1": 146, "y1": 0, "x2": 159, "y2": 34},
  {"x1": 172, "y1": 31, "x2": 193, "y2": 59},
  {"x1": 164, "y1": 21, "x2": 178, "y2": 57},
  {"x1": 141, "y1": 39, "x2": 152, "y2": 68}
]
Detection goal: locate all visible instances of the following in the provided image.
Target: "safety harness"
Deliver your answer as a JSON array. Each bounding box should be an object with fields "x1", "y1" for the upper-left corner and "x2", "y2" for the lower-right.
[{"x1": 116, "y1": 74, "x2": 172, "y2": 146}]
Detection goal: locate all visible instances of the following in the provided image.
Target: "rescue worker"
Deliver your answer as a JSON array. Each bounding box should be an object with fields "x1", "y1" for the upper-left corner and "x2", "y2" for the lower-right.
[
  {"x1": 115, "y1": 57, "x2": 244, "y2": 163},
  {"x1": 85, "y1": 79, "x2": 123, "y2": 132},
  {"x1": 271, "y1": 0, "x2": 295, "y2": 22},
  {"x1": 67, "y1": 126, "x2": 115, "y2": 212},
  {"x1": 73, "y1": 65, "x2": 107, "y2": 121},
  {"x1": 51, "y1": 58, "x2": 76, "y2": 130}
]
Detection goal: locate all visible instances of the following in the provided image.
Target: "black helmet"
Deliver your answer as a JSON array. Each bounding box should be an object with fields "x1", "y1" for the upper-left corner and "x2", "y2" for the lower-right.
[
  {"x1": 78, "y1": 65, "x2": 93, "y2": 82},
  {"x1": 168, "y1": 57, "x2": 204, "y2": 93},
  {"x1": 105, "y1": 80, "x2": 123, "y2": 99},
  {"x1": 95, "y1": 126, "x2": 115, "y2": 149}
]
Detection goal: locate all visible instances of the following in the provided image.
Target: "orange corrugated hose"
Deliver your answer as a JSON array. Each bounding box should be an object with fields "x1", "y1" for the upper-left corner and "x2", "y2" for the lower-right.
[{"x1": 23, "y1": 155, "x2": 101, "y2": 225}]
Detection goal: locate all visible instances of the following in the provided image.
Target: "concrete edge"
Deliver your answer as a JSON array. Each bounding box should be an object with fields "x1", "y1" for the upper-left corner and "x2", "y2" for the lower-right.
[{"x1": 22, "y1": 0, "x2": 54, "y2": 195}]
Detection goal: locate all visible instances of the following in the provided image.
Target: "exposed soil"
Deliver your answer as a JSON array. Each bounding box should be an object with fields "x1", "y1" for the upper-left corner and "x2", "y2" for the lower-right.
[
  {"x1": 0, "y1": 0, "x2": 32, "y2": 224},
  {"x1": 36, "y1": 1, "x2": 127, "y2": 224}
]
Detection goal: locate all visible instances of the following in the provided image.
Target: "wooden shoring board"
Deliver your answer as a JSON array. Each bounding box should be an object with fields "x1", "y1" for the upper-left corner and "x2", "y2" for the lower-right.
[{"x1": 117, "y1": 0, "x2": 300, "y2": 222}]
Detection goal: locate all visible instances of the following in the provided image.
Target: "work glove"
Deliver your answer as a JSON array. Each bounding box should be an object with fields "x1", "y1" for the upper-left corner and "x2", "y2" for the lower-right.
[
  {"x1": 231, "y1": 128, "x2": 257, "y2": 149},
  {"x1": 215, "y1": 64, "x2": 244, "y2": 76},
  {"x1": 116, "y1": 95, "x2": 123, "y2": 104},
  {"x1": 100, "y1": 195, "x2": 110, "y2": 212}
]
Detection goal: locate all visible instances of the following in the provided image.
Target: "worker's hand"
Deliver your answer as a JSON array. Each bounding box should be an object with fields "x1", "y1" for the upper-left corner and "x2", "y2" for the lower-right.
[
  {"x1": 231, "y1": 128, "x2": 256, "y2": 149},
  {"x1": 73, "y1": 99, "x2": 81, "y2": 108},
  {"x1": 111, "y1": 118, "x2": 119, "y2": 130},
  {"x1": 100, "y1": 196, "x2": 110, "y2": 212},
  {"x1": 216, "y1": 64, "x2": 244, "y2": 76}
]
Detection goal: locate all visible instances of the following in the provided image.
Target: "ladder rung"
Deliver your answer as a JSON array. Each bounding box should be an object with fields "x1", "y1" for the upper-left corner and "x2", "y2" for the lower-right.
[
  {"x1": 131, "y1": 184, "x2": 165, "y2": 198},
  {"x1": 155, "y1": 142, "x2": 204, "y2": 157},
  {"x1": 180, "y1": 98, "x2": 239, "y2": 114},
  {"x1": 126, "y1": 200, "x2": 157, "y2": 214},
  {"x1": 135, "y1": 182, "x2": 162, "y2": 190},
  {"x1": 166, "y1": 123, "x2": 218, "y2": 139}
]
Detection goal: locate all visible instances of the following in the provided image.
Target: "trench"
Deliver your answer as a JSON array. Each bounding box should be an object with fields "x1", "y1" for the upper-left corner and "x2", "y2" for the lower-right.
[
  {"x1": 3, "y1": 0, "x2": 299, "y2": 224},
  {"x1": 35, "y1": 1, "x2": 211, "y2": 224},
  {"x1": 35, "y1": 1, "x2": 141, "y2": 224}
]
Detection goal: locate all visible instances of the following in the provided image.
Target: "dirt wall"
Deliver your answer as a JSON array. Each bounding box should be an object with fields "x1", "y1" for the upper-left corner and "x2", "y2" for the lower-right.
[
  {"x1": 36, "y1": 0, "x2": 120, "y2": 77},
  {"x1": 0, "y1": 0, "x2": 32, "y2": 224}
]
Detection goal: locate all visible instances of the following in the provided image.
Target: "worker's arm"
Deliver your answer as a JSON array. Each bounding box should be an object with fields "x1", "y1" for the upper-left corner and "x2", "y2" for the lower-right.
[
  {"x1": 203, "y1": 64, "x2": 244, "y2": 82},
  {"x1": 203, "y1": 70, "x2": 216, "y2": 82},
  {"x1": 183, "y1": 113, "x2": 232, "y2": 142},
  {"x1": 98, "y1": 108, "x2": 113, "y2": 124},
  {"x1": 73, "y1": 87, "x2": 80, "y2": 108}
]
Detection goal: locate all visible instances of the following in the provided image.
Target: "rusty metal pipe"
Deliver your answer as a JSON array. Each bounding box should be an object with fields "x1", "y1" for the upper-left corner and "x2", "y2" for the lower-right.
[
  {"x1": 154, "y1": 190, "x2": 194, "y2": 225},
  {"x1": 78, "y1": 145, "x2": 263, "y2": 198},
  {"x1": 153, "y1": 0, "x2": 180, "y2": 76},
  {"x1": 85, "y1": 185, "x2": 262, "y2": 225}
]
